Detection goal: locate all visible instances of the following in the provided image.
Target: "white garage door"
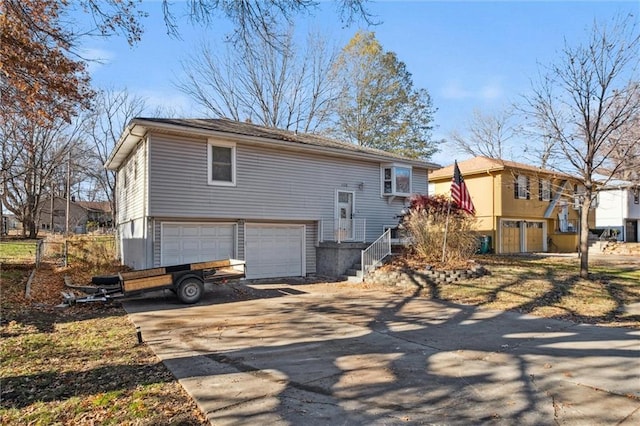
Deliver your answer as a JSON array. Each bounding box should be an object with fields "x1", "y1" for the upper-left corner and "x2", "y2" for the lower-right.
[
  {"x1": 161, "y1": 223, "x2": 235, "y2": 266},
  {"x1": 245, "y1": 224, "x2": 304, "y2": 279}
]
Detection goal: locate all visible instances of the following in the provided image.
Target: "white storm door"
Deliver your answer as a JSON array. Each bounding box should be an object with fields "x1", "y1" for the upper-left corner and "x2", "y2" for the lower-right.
[{"x1": 336, "y1": 191, "x2": 355, "y2": 241}]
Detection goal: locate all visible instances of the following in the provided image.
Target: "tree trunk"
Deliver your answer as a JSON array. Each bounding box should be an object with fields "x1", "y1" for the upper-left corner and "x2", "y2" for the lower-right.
[{"x1": 579, "y1": 195, "x2": 591, "y2": 279}]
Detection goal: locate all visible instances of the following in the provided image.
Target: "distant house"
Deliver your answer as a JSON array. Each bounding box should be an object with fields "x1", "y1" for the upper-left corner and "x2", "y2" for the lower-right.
[
  {"x1": 429, "y1": 156, "x2": 595, "y2": 254},
  {"x1": 1, "y1": 212, "x2": 19, "y2": 235},
  {"x1": 594, "y1": 183, "x2": 640, "y2": 242},
  {"x1": 38, "y1": 196, "x2": 112, "y2": 233},
  {"x1": 106, "y1": 118, "x2": 440, "y2": 278},
  {"x1": 75, "y1": 201, "x2": 113, "y2": 228}
]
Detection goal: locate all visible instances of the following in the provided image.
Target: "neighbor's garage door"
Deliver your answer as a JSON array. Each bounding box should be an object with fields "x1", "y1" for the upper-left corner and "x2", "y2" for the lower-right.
[
  {"x1": 245, "y1": 224, "x2": 304, "y2": 279},
  {"x1": 525, "y1": 222, "x2": 545, "y2": 252},
  {"x1": 501, "y1": 220, "x2": 521, "y2": 254},
  {"x1": 161, "y1": 223, "x2": 235, "y2": 266}
]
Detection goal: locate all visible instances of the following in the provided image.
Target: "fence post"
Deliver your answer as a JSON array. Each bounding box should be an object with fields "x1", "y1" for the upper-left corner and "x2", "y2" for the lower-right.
[
  {"x1": 64, "y1": 240, "x2": 68, "y2": 267},
  {"x1": 35, "y1": 240, "x2": 42, "y2": 268}
]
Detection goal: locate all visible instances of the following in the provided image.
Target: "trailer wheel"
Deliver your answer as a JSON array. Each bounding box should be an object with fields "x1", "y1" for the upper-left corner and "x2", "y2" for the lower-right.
[{"x1": 177, "y1": 278, "x2": 203, "y2": 304}]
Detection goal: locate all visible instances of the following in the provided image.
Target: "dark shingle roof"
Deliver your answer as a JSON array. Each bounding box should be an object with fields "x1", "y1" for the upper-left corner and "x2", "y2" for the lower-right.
[{"x1": 132, "y1": 118, "x2": 440, "y2": 168}]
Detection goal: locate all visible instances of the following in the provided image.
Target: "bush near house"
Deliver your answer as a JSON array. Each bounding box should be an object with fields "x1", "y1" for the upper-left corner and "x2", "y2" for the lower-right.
[{"x1": 401, "y1": 194, "x2": 477, "y2": 267}]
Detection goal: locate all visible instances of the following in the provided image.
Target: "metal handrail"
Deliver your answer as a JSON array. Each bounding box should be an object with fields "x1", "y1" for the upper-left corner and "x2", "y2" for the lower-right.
[
  {"x1": 318, "y1": 218, "x2": 367, "y2": 243},
  {"x1": 361, "y1": 228, "x2": 391, "y2": 278}
]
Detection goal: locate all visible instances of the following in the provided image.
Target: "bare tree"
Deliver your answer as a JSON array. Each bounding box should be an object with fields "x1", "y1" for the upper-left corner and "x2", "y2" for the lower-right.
[
  {"x1": 177, "y1": 28, "x2": 339, "y2": 133},
  {"x1": 597, "y1": 83, "x2": 640, "y2": 183},
  {"x1": 161, "y1": 0, "x2": 374, "y2": 46},
  {"x1": 83, "y1": 89, "x2": 147, "y2": 228},
  {"x1": 524, "y1": 16, "x2": 640, "y2": 278},
  {"x1": 1, "y1": 115, "x2": 84, "y2": 237},
  {"x1": 449, "y1": 108, "x2": 519, "y2": 160}
]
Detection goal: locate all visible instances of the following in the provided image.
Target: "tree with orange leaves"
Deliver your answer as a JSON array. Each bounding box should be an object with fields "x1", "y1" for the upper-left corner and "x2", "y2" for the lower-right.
[{"x1": 0, "y1": 0, "x2": 144, "y2": 124}]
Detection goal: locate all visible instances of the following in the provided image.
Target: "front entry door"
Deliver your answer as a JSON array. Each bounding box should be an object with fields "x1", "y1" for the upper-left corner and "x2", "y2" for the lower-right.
[
  {"x1": 626, "y1": 220, "x2": 638, "y2": 242},
  {"x1": 336, "y1": 191, "x2": 354, "y2": 241}
]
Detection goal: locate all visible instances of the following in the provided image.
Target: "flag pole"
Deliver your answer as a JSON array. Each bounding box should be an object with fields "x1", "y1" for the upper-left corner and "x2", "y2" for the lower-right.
[{"x1": 442, "y1": 192, "x2": 452, "y2": 263}]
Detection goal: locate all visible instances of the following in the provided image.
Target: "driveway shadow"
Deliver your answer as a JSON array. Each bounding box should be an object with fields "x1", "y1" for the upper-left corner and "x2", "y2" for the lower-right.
[{"x1": 125, "y1": 282, "x2": 640, "y2": 425}]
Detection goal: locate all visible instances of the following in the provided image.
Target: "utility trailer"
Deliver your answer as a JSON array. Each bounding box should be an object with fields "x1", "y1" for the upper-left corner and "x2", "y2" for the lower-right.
[{"x1": 61, "y1": 259, "x2": 245, "y2": 306}]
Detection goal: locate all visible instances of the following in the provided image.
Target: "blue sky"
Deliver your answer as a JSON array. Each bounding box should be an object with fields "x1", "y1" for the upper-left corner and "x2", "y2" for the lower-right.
[{"x1": 81, "y1": 1, "x2": 639, "y2": 165}]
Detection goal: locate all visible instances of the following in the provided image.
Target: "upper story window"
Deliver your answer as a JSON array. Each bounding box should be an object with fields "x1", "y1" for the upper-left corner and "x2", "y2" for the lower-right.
[
  {"x1": 381, "y1": 164, "x2": 412, "y2": 196},
  {"x1": 573, "y1": 183, "x2": 582, "y2": 209},
  {"x1": 208, "y1": 140, "x2": 236, "y2": 186},
  {"x1": 539, "y1": 179, "x2": 551, "y2": 201},
  {"x1": 514, "y1": 175, "x2": 530, "y2": 199}
]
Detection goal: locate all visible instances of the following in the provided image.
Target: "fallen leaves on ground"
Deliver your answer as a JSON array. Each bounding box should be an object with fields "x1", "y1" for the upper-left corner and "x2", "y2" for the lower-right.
[{"x1": 0, "y1": 263, "x2": 209, "y2": 425}]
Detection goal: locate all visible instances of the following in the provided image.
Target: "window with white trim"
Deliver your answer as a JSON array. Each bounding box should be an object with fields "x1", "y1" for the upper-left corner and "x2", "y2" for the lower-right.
[
  {"x1": 539, "y1": 179, "x2": 551, "y2": 201},
  {"x1": 381, "y1": 164, "x2": 412, "y2": 196},
  {"x1": 515, "y1": 175, "x2": 529, "y2": 199},
  {"x1": 573, "y1": 184, "x2": 583, "y2": 209},
  {"x1": 208, "y1": 140, "x2": 236, "y2": 186}
]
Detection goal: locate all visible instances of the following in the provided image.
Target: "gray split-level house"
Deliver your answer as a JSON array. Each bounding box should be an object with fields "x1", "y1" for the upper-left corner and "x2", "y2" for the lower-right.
[{"x1": 106, "y1": 118, "x2": 440, "y2": 279}]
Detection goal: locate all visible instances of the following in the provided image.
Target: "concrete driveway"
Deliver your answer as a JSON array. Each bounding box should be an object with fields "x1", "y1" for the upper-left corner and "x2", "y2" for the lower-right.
[{"x1": 124, "y1": 280, "x2": 640, "y2": 425}]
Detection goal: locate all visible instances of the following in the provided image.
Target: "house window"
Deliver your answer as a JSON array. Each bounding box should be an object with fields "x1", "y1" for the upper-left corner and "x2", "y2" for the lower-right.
[
  {"x1": 573, "y1": 184, "x2": 583, "y2": 210},
  {"x1": 383, "y1": 225, "x2": 403, "y2": 243},
  {"x1": 381, "y1": 164, "x2": 412, "y2": 196},
  {"x1": 208, "y1": 140, "x2": 236, "y2": 186},
  {"x1": 515, "y1": 175, "x2": 529, "y2": 199},
  {"x1": 539, "y1": 179, "x2": 551, "y2": 201},
  {"x1": 634, "y1": 187, "x2": 639, "y2": 204}
]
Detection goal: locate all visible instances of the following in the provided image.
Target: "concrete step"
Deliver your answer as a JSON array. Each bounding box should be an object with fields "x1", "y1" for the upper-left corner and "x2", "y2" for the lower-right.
[
  {"x1": 346, "y1": 275, "x2": 363, "y2": 283},
  {"x1": 346, "y1": 268, "x2": 363, "y2": 278}
]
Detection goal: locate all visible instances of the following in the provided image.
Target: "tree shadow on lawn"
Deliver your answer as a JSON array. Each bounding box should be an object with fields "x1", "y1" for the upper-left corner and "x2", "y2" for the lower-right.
[
  {"x1": 142, "y1": 280, "x2": 640, "y2": 425},
  {"x1": 394, "y1": 255, "x2": 640, "y2": 327},
  {"x1": 0, "y1": 362, "x2": 172, "y2": 409}
]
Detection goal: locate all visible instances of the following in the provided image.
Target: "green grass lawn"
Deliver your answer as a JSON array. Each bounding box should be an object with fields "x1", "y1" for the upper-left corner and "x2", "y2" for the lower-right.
[{"x1": 0, "y1": 240, "x2": 38, "y2": 264}]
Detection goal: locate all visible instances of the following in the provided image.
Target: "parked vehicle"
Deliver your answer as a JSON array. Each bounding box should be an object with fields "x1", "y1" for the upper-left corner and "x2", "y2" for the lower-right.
[{"x1": 61, "y1": 259, "x2": 245, "y2": 306}]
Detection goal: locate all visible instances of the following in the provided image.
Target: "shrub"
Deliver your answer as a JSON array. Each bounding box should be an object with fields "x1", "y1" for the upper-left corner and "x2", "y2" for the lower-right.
[{"x1": 401, "y1": 194, "x2": 477, "y2": 266}]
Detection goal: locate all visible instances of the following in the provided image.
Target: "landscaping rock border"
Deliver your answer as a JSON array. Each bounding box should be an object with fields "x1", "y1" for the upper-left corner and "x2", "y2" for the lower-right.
[{"x1": 365, "y1": 264, "x2": 489, "y2": 288}]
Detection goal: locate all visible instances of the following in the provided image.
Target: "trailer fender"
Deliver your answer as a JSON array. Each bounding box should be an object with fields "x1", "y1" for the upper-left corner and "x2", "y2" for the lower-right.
[{"x1": 175, "y1": 274, "x2": 204, "y2": 304}]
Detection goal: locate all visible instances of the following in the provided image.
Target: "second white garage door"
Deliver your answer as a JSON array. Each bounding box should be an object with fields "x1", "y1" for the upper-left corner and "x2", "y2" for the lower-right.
[{"x1": 245, "y1": 224, "x2": 305, "y2": 279}]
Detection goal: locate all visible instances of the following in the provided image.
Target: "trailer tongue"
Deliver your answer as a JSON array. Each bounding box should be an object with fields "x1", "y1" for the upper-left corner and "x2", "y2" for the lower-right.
[{"x1": 60, "y1": 259, "x2": 245, "y2": 306}]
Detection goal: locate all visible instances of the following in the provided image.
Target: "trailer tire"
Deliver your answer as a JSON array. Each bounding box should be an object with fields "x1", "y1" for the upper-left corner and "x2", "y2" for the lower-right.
[
  {"x1": 177, "y1": 278, "x2": 203, "y2": 304},
  {"x1": 91, "y1": 275, "x2": 120, "y2": 286}
]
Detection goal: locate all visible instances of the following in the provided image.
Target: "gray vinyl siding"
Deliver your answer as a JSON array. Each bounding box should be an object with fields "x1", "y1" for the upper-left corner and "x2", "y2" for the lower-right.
[
  {"x1": 147, "y1": 134, "x2": 428, "y2": 241},
  {"x1": 116, "y1": 140, "x2": 148, "y2": 269},
  {"x1": 116, "y1": 140, "x2": 147, "y2": 223},
  {"x1": 305, "y1": 222, "x2": 317, "y2": 274}
]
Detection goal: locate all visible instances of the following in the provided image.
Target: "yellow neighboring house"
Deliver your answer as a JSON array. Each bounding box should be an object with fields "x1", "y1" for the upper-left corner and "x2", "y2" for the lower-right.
[{"x1": 429, "y1": 156, "x2": 595, "y2": 254}]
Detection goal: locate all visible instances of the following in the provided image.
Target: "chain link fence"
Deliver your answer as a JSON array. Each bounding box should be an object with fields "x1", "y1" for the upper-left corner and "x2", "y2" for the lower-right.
[{"x1": 1, "y1": 236, "x2": 117, "y2": 268}]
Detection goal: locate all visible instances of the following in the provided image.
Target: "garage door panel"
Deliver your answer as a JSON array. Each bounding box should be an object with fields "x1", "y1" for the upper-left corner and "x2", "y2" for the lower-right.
[
  {"x1": 246, "y1": 225, "x2": 304, "y2": 279},
  {"x1": 161, "y1": 223, "x2": 235, "y2": 266},
  {"x1": 163, "y1": 226, "x2": 181, "y2": 237}
]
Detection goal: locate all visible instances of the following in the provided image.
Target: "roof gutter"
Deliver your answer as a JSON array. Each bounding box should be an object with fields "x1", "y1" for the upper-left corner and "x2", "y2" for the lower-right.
[{"x1": 105, "y1": 120, "x2": 148, "y2": 170}]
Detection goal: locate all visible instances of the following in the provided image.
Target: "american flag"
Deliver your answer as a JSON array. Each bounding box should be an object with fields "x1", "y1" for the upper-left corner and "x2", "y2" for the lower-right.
[{"x1": 451, "y1": 160, "x2": 475, "y2": 215}]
